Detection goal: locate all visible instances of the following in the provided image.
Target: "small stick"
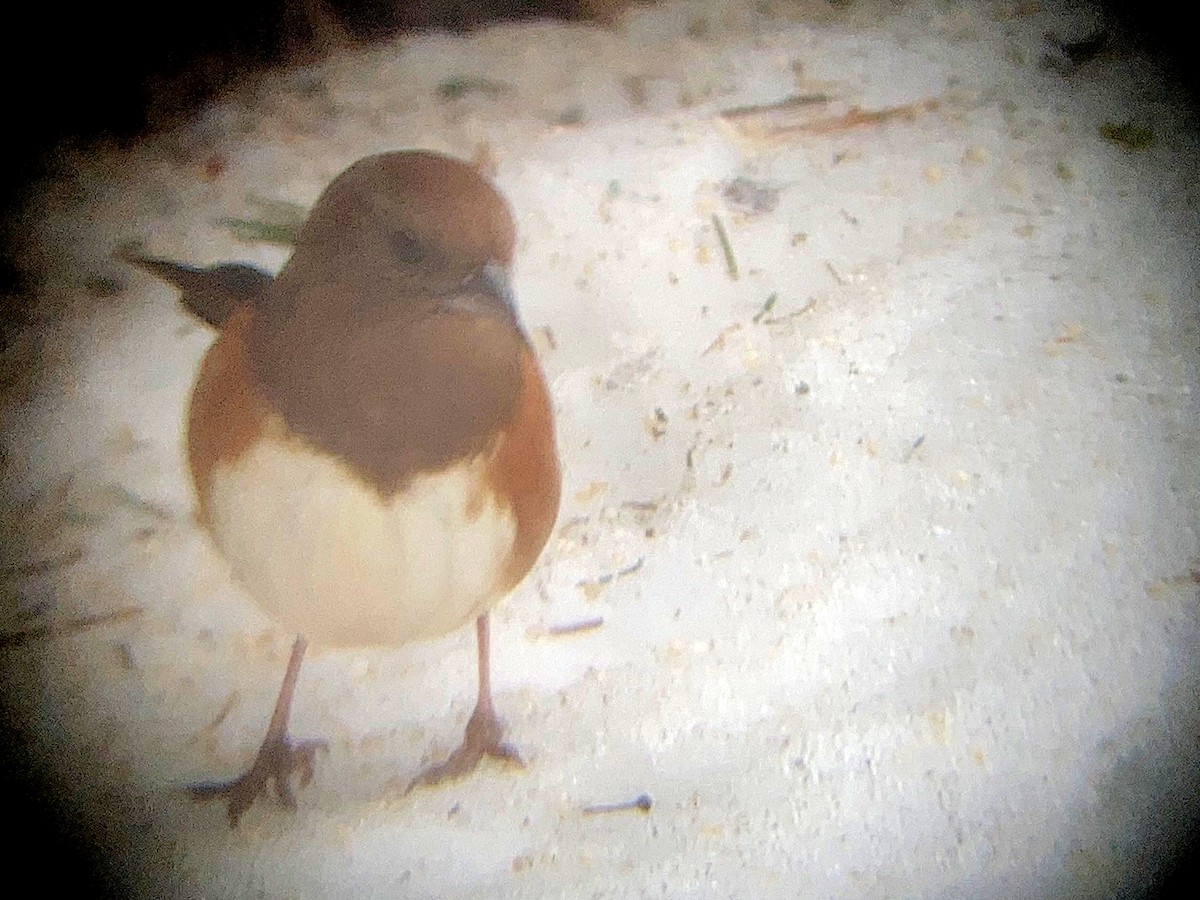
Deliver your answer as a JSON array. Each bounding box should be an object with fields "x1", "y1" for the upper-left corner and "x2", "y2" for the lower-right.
[
  {"x1": 752, "y1": 293, "x2": 778, "y2": 323},
  {"x1": 901, "y1": 434, "x2": 925, "y2": 463},
  {"x1": 546, "y1": 616, "x2": 605, "y2": 636},
  {"x1": 575, "y1": 558, "x2": 644, "y2": 589},
  {"x1": 765, "y1": 98, "x2": 941, "y2": 137},
  {"x1": 1044, "y1": 27, "x2": 1110, "y2": 65},
  {"x1": 620, "y1": 499, "x2": 659, "y2": 511},
  {"x1": 582, "y1": 793, "x2": 653, "y2": 815},
  {"x1": 109, "y1": 485, "x2": 174, "y2": 522},
  {"x1": 0, "y1": 606, "x2": 143, "y2": 650},
  {"x1": 190, "y1": 690, "x2": 243, "y2": 742},
  {"x1": 711, "y1": 214, "x2": 739, "y2": 280},
  {"x1": 761, "y1": 297, "x2": 817, "y2": 325},
  {"x1": 702, "y1": 322, "x2": 742, "y2": 356},
  {"x1": 719, "y1": 93, "x2": 832, "y2": 120},
  {"x1": 245, "y1": 193, "x2": 311, "y2": 223},
  {"x1": 437, "y1": 76, "x2": 510, "y2": 100},
  {"x1": 216, "y1": 217, "x2": 301, "y2": 247},
  {"x1": 0, "y1": 547, "x2": 83, "y2": 580}
]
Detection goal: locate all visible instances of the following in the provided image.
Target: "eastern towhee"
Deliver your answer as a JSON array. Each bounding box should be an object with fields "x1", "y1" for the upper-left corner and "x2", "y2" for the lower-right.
[{"x1": 123, "y1": 151, "x2": 561, "y2": 826}]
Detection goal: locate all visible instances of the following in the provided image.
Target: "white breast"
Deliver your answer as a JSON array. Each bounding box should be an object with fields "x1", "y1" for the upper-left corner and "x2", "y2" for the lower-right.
[{"x1": 205, "y1": 419, "x2": 517, "y2": 648}]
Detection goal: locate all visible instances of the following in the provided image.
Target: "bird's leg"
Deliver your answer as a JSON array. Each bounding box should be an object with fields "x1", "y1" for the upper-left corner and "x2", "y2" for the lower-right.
[
  {"x1": 408, "y1": 613, "x2": 524, "y2": 791},
  {"x1": 190, "y1": 636, "x2": 327, "y2": 827}
]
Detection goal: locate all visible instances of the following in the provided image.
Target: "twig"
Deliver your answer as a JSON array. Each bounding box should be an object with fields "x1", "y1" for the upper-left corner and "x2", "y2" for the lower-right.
[
  {"x1": 901, "y1": 434, "x2": 925, "y2": 463},
  {"x1": 785, "y1": 98, "x2": 940, "y2": 135},
  {"x1": 582, "y1": 793, "x2": 653, "y2": 815},
  {"x1": 217, "y1": 192, "x2": 310, "y2": 246},
  {"x1": 216, "y1": 217, "x2": 301, "y2": 247},
  {"x1": 0, "y1": 547, "x2": 83, "y2": 580},
  {"x1": 711, "y1": 214, "x2": 738, "y2": 280},
  {"x1": 752, "y1": 293, "x2": 778, "y2": 323},
  {"x1": 741, "y1": 98, "x2": 941, "y2": 139},
  {"x1": 245, "y1": 193, "x2": 311, "y2": 223},
  {"x1": 1043, "y1": 26, "x2": 1111, "y2": 67},
  {"x1": 546, "y1": 616, "x2": 605, "y2": 636},
  {"x1": 720, "y1": 93, "x2": 833, "y2": 120},
  {"x1": 190, "y1": 690, "x2": 243, "y2": 742},
  {"x1": 0, "y1": 606, "x2": 143, "y2": 650},
  {"x1": 702, "y1": 322, "x2": 742, "y2": 356},
  {"x1": 761, "y1": 297, "x2": 816, "y2": 325},
  {"x1": 437, "y1": 76, "x2": 510, "y2": 100},
  {"x1": 1099, "y1": 120, "x2": 1154, "y2": 150},
  {"x1": 575, "y1": 558, "x2": 644, "y2": 589},
  {"x1": 110, "y1": 485, "x2": 174, "y2": 522}
]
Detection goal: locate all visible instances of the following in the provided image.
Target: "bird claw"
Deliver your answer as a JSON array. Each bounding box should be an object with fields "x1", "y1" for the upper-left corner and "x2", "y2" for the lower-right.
[
  {"x1": 406, "y1": 704, "x2": 524, "y2": 794},
  {"x1": 190, "y1": 734, "x2": 328, "y2": 827}
]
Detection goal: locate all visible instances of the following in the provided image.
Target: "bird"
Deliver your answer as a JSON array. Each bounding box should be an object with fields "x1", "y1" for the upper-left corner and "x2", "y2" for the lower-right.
[{"x1": 122, "y1": 151, "x2": 561, "y2": 826}]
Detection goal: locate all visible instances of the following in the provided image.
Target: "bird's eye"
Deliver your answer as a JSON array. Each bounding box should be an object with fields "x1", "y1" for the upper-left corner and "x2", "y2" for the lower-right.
[{"x1": 388, "y1": 228, "x2": 426, "y2": 266}]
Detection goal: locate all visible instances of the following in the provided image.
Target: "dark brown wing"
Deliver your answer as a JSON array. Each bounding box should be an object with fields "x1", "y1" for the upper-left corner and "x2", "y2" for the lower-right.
[{"x1": 120, "y1": 249, "x2": 273, "y2": 328}]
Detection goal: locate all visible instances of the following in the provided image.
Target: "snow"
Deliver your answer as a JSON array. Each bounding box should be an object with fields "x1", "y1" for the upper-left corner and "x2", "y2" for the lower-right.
[{"x1": 2, "y1": 1, "x2": 1197, "y2": 896}]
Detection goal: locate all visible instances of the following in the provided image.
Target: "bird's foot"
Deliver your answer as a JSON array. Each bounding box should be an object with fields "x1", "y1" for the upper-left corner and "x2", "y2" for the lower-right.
[
  {"x1": 190, "y1": 731, "x2": 328, "y2": 827},
  {"x1": 407, "y1": 703, "x2": 524, "y2": 793}
]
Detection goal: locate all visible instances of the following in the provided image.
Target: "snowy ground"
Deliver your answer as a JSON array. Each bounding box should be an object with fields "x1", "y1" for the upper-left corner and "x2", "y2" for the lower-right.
[{"x1": 2, "y1": 0, "x2": 1198, "y2": 896}]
